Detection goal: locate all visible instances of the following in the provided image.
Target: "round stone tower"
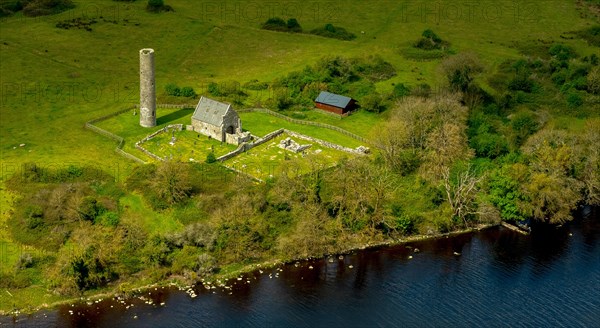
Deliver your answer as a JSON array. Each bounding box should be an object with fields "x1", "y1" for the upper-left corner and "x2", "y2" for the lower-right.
[{"x1": 139, "y1": 48, "x2": 156, "y2": 127}]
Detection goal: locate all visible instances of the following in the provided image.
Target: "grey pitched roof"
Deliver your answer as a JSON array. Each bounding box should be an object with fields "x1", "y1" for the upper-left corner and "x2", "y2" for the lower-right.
[
  {"x1": 315, "y1": 91, "x2": 353, "y2": 108},
  {"x1": 192, "y1": 96, "x2": 231, "y2": 126}
]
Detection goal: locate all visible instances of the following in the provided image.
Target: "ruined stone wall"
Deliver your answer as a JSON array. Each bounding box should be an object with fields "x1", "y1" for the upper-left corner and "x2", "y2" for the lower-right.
[
  {"x1": 217, "y1": 129, "x2": 284, "y2": 162},
  {"x1": 283, "y1": 129, "x2": 368, "y2": 155}
]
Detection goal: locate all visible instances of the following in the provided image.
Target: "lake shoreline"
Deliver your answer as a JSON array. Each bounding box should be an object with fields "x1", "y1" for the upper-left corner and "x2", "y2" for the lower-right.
[{"x1": 0, "y1": 222, "x2": 499, "y2": 317}]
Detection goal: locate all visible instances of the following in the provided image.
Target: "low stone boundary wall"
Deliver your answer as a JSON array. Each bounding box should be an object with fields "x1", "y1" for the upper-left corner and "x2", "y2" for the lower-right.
[
  {"x1": 162, "y1": 105, "x2": 372, "y2": 145},
  {"x1": 216, "y1": 129, "x2": 285, "y2": 162},
  {"x1": 244, "y1": 108, "x2": 370, "y2": 144},
  {"x1": 135, "y1": 103, "x2": 196, "y2": 109},
  {"x1": 216, "y1": 144, "x2": 246, "y2": 162},
  {"x1": 135, "y1": 124, "x2": 187, "y2": 161},
  {"x1": 283, "y1": 129, "x2": 367, "y2": 155},
  {"x1": 84, "y1": 107, "x2": 146, "y2": 164},
  {"x1": 85, "y1": 103, "x2": 372, "y2": 166}
]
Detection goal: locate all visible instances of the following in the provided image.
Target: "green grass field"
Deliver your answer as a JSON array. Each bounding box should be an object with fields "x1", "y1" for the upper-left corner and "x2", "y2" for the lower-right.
[
  {"x1": 224, "y1": 133, "x2": 352, "y2": 180},
  {"x1": 2, "y1": 0, "x2": 597, "y2": 175}
]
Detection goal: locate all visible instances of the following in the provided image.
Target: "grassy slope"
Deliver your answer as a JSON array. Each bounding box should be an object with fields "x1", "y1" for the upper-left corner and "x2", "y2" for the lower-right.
[
  {"x1": 0, "y1": 0, "x2": 598, "y2": 312},
  {"x1": 2, "y1": 0, "x2": 596, "y2": 173}
]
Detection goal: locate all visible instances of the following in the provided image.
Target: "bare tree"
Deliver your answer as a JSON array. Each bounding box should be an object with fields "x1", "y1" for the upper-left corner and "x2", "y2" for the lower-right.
[{"x1": 441, "y1": 166, "x2": 483, "y2": 227}]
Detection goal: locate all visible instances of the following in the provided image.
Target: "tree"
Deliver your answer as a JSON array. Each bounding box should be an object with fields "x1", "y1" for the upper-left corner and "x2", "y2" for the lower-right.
[
  {"x1": 152, "y1": 161, "x2": 192, "y2": 205},
  {"x1": 488, "y1": 163, "x2": 529, "y2": 221},
  {"x1": 422, "y1": 123, "x2": 473, "y2": 180},
  {"x1": 520, "y1": 129, "x2": 584, "y2": 224},
  {"x1": 586, "y1": 66, "x2": 600, "y2": 95},
  {"x1": 78, "y1": 196, "x2": 102, "y2": 222},
  {"x1": 511, "y1": 111, "x2": 540, "y2": 147},
  {"x1": 520, "y1": 172, "x2": 581, "y2": 224},
  {"x1": 441, "y1": 52, "x2": 483, "y2": 92},
  {"x1": 360, "y1": 92, "x2": 385, "y2": 113},
  {"x1": 442, "y1": 166, "x2": 483, "y2": 227},
  {"x1": 580, "y1": 120, "x2": 600, "y2": 205},
  {"x1": 375, "y1": 119, "x2": 410, "y2": 171}
]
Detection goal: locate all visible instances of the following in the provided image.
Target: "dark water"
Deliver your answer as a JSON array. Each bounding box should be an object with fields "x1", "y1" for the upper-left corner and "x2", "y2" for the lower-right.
[{"x1": 3, "y1": 207, "x2": 599, "y2": 327}]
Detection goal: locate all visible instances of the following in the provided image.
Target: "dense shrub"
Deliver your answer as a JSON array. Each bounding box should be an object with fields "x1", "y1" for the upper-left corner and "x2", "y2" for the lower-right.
[
  {"x1": 441, "y1": 52, "x2": 484, "y2": 92},
  {"x1": 165, "y1": 83, "x2": 181, "y2": 96},
  {"x1": 261, "y1": 17, "x2": 287, "y2": 31},
  {"x1": 147, "y1": 0, "x2": 173, "y2": 13},
  {"x1": 511, "y1": 112, "x2": 540, "y2": 147},
  {"x1": 266, "y1": 55, "x2": 395, "y2": 110},
  {"x1": 566, "y1": 92, "x2": 584, "y2": 108},
  {"x1": 488, "y1": 164, "x2": 528, "y2": 221},
  {"x1": 180, "y1": 86, "x2": 197, "y2": 98},
  {"x1": 207, "y1": 81, "x2": 247, "y2": 98},
  {"x1": 165, "y1": 83, "x2": 196, "y2": 98},
  {"x1": 286, "y1": 18, "x2": 302, "y2": 32},
  {"x1": 0, "y1": 1, "x2": 23, "y2": 17},
  {"x1": 588, "y1": 66, "x2": 600, "y2": 94},
  {"x1": 549, "y1": 44, "x2": 576, "y2": 61},
  {"x1": 68, "y1": 250, "x2": 117, "y2": 291},
  {"x1": 470, "y1": 133, "x2": 509, "y2": 158},
  {"x1": 25, "y1": 205, "x2": 44, "y2": 229},
  {"x1": 243, "y1": 79, "x2": 269, "y2": 90},
  {"x1": 576, "y1": 25, "x2": 600, "y2": 47},
  {"x1": 78, "y1": 196, "x2": 104, "y2": 222},
  {"x1": 96, "y1": 211, "x2": 119, "y2": 227},
  {"x1": 359, "y1": 93, "x2": 385, "y2": 113},
  {"x1": 310, "y1": 24, "x2": 356, "y2": 40},
  {"x1": 551, "y1": 70, "x2": 568, "y2": 86},
  {"x1": 391, "y1": 83, "x2": 411, "y2": 99},
  {"x1": 21, "y1": 0, "x2": 75, "y2": 17},
  {"x1": 206, "y1": 152, "x2": 217, "y2": 163},
  {"x1": 411, "y1": 83, "x2": 431, "y2": 97},
  {"x1": 395, "y1": 215, "x2": 416, "y2": 234},
  {"x1": 261, "y1": 17, "x2": 302, "y2": 33},
  {"x1": 414, "y1": 29, "x2": 449, "y2": 50},
  {"x1": 508, "y1": 75, "x2": 535, "y2": 92},
  {"x1": 353, "y1": 55, "x2": 396, "y2": 81}
]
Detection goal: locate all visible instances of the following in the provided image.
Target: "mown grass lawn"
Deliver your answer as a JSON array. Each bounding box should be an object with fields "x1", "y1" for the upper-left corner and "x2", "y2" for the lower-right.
[
  {"x1": 142, "y1": 129, "x2": 237, "y2": 162},
  {"x1": 282, "y1": 109, "x2": 390, "y2": 139},
  {"x1": 94, "y1": 107, "x2": 194, "y2": 161},
  {"x1": 224, "y1": 133, "x2": 352, "y2": 180},
  {"x1": 239, "y1": 111, "x2": 366, "y2": 148}
]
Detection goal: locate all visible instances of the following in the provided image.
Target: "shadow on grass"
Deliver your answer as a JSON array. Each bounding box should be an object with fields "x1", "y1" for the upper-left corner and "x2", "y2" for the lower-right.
[{"x1": 157, "y1": 108, "x2": 194, "y2": 125}]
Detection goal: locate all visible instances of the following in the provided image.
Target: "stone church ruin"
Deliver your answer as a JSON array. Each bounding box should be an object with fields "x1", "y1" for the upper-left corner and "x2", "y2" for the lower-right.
[{"x1": 190, "y1": 96, "x2": 250, "y2": 145}]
